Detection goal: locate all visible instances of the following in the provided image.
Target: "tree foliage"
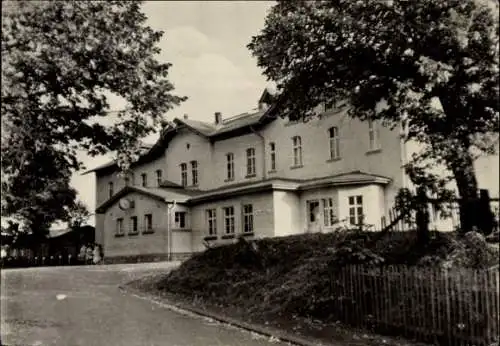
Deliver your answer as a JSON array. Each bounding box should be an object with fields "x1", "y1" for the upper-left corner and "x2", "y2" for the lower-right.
[
  {"x1": 67, "y1": 200, "x2": 92, "y2": 229},
  {"x1": 249, "y1": 0, "x2": 499, "y2": 231},
  {"x1": 1, "y1": 1, "x2": 185, "y2": 234},
  {"x1": 1, "y1": 146, "x2": 77, "y2": 236}
]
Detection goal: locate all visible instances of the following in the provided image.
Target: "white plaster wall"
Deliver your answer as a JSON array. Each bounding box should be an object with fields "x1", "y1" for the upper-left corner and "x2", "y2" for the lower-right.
[
  {"x1": 171, "y1": 230, "x2": 192, "y2": 254},
  {"x1": 273, "y1": 190, "x2": 302, "y2": 237},
  {"x1": 103, "y1": 192, "x2": 169, "y2": 258},
  {"x1": 164, "y1": 128, "x2": 213, "y2": 189},
  {"x1": 337, "y1": 185, "x2": 385, "y2": 229}
]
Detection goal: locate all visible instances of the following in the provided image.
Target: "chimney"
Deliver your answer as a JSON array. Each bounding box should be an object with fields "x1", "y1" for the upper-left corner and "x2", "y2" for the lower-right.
[
  {"x1": 183, "y1": 114, "x2": 188, "y2": 120},
  {"x1": 214, "y1": 112, "x2": 222, "y2": 125}
]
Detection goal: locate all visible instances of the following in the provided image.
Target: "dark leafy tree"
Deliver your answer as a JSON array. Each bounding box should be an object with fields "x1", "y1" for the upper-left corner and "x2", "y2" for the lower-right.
[
  {"x1": 1, "y1": 147, "x2": 77, "y2": 237},
  {"x1": 2, "y1": 1, "x2": 185, "y2": 235},
  {"x1": 249, "y1": 0, "x2": 499, "y2": 233}
]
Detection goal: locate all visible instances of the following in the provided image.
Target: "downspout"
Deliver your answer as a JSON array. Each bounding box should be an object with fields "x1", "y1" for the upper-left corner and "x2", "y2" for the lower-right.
[
  {"x1": 166, "y1": 201, "x2": 175, "y2": 261},
  {"x1": 250, "y1": 126, "x2": 266, "y2": 180}
]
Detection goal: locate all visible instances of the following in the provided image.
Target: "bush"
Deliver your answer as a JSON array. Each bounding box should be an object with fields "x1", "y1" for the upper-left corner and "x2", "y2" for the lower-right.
[{"x1": 156, "y1": 230, "x2": 499, "y2": 328}]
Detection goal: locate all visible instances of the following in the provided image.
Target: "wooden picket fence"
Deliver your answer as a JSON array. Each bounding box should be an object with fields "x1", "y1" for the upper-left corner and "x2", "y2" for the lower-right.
[{"x1": 326, "y1": 265, "x2": 500, "y2": 346}]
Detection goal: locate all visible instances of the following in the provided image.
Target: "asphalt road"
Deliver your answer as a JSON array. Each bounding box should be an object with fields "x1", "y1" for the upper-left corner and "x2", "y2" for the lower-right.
[{"x1": 1, "y1": 263, "x2": 291, "y2": 346}]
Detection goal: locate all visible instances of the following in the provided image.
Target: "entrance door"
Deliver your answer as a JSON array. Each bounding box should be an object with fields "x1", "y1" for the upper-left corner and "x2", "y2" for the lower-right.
[{"x1": 307, "y1": 200, "x2": 321, "y2": 232}]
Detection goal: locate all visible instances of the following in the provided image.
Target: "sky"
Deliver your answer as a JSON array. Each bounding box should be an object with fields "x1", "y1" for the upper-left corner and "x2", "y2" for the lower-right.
[{"x1": 69, "y1": 1, "x2": 276, "y2": 227}]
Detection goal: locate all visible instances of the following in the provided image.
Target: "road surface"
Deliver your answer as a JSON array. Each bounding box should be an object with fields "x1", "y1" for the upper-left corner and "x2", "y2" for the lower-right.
[{"x1": 1, "y1": 263, "x2": 290, "y2": 346}]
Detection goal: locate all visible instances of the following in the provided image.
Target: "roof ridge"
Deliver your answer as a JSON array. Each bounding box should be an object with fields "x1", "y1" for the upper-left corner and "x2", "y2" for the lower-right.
[
  {"x1": 223, "y1": 112, "x2": 251, "y2": 123},
  {"x1": 222, "y1": 109, "x2": 264, "y2": 123}
]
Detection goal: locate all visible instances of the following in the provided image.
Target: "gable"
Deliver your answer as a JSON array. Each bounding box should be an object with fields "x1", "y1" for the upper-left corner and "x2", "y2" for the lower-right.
[{"x1": 95, "y1": 186, "x2": 196, "y2": 214}]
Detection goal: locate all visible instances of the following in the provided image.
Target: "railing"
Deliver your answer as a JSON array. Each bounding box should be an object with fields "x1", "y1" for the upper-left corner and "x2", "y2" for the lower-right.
[
  {"x1": 381, "y1": 188, "x2": 500, "y2": 234},
  {"x1": 326, "y1": 265, "x2": 500, "y2": 346}
]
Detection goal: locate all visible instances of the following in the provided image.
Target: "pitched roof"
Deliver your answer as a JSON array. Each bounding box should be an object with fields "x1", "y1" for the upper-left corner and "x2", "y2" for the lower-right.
[
  {"x1": 81, "y1": 88, "x2": 279, "y2": 175},
  {"x1": 159, "y1": 179, "x2": 184, "y2": 189},
  {"x1": 174, "y1": 108, "x2": 273, "y2": 139},
  {"x1": 95, "y1": 185, "x2": 199, "y2": 214},
  {"x1": 187, "y1": 171, "x2": 391, "y2": 204},
  {"x1": 81, "y1": 110, "x2": 274, "y2": 175},
  {"x1": 81, "y1": 143, "x2": 155, "y2": 175},
  {"x1": 298, "y1": 170, "x2": 391, "y2": 190}
]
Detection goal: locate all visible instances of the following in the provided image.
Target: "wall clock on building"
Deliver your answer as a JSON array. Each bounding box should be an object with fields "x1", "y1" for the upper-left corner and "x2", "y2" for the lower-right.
[{"x1": 119, "y1": 198, "x2": 134, "y2": 210}]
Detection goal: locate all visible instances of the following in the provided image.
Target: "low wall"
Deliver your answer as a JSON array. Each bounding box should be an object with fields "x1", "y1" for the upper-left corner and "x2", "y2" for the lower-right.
[{"x1": 103, "y1": 252, "x2": 193, "y2": 264}]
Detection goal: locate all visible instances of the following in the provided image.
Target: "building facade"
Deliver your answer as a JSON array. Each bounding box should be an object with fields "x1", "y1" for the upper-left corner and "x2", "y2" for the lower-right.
[{"x1": 85, "y1": 90, "x2": 498, "y2": 262}]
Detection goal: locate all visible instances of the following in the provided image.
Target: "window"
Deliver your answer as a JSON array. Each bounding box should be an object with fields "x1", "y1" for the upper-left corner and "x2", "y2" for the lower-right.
[
  {"x1": 129, "y1": 216, "x2": 138, "y2": 234},
  {"x1": 191, "y1": 161, "x2": 198, "y2": 186},
  {"x1": 349, "y1": 195, "x2": 364, "y2": 225},
  {"x1": 156, "y1": 170, "x2": 162, "y2": 187},
  {"x1": 243, "y1": 204, "x2": 254, "y2": 233},
  {"x1": 180, "y1": 163, "x2": 188, "y2": 187},
  {"x1": 116, "y1": 218, "x2": 124, "y2": 235},
  {"x1": 144, "y1": 214, "x2": 153, "y2": 232},
  {"x1": 174, "y1": 211, "x2": 186, "y2": 229},
  {"x1": 307, "y1": 200, "x2": 320, "y2": 223},
  {"x1": 141, "y1": 173, "x2": 147, "y2": 187},
  {"x1": 206, "y1": 209, "x2": 217, "y2": 235},
  {"x1": 322, "y1": 198, "x2": 336, "y2": 226},
  {"x1": 226, "y1": 153, "x2": 234, "y2": 181},
  {"x1": 292, "y1": 136, "x2": 302, "y2": 166},
  {"x1": 368, "y1": 119, "x2": 381, "y2": 150},
  {"x1": 223, "y1": 206, "x2": 235, "y2": 234},
  {"x1": 108, "y1": 182, "x2": 114, "y2": 198},
  {"x1": 124, "y1": 171, "x2": 134, "y2": 186},
  {"x1": 329, "y1": 127, "x2": 340, "y2": 159},
  {"x1": 246, "y1": 148, "x2": 256, "y2": 176},
  {"x1": 269, "y1": 142, "x2": 276, "y2": 171}
]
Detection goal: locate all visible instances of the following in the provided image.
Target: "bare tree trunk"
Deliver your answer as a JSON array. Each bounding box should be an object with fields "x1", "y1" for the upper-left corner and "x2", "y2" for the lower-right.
[
  {"x1": 449, "y1": 151, "x2": 479, "y2": 234},
  {"x1": 416, "y1": 187, "x2": 430, "y2": 245}
]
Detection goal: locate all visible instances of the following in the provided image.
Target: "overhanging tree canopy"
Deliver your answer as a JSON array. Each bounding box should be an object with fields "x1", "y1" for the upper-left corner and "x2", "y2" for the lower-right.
[
  {"x1": 1, "y1": 0, "x2": 185, "y2": 234},
  {"x1": 248, "y1": 0, "x2": 499, "y2": 232}
]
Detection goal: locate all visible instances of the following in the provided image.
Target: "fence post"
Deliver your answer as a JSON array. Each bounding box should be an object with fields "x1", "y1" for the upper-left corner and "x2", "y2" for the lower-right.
[
  {"x1": 359, "y1": 214, "x2": 364, "y2": 232},
  {"x1": 416, "y1": 187, "x2": 430, "y2": 245},
  {"x1": 478, "y1": 189, "x2": 494, "y2": 235}
]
